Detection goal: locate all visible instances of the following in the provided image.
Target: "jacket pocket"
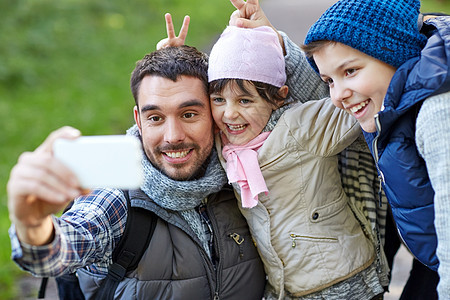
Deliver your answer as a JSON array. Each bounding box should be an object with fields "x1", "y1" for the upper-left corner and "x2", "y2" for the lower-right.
[{"x1": 309, "y1": 197, "x2": 346, "y2": 223}]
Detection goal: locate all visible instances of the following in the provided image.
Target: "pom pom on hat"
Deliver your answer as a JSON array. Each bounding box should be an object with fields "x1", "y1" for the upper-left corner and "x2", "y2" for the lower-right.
[
  {"x1": 208, "y1": 26, "x2": 286, "y2": 87},
  {"x1": 304, "y1": 0, "x2": 427, "y2": 71}
]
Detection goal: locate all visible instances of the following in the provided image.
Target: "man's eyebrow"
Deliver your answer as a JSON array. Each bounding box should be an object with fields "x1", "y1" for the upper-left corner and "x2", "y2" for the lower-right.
[
  {"x1": 140, "y1": 99, "x2": 206, "y2": 113},
  {"x1": 179, "y1": 99, "x2": 206, "y2": 109},
  {"x1": 140, "y1": 104, "x2": 159, "y2": 113}
]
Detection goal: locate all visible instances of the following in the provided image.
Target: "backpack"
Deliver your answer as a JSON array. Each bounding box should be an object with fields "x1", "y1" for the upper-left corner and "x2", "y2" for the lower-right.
[{"x1": 38, "y1": 190, "x2": 157, "y2": 300}]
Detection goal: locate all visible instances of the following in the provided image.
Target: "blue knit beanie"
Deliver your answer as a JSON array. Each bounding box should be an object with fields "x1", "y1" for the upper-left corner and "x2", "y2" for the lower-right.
[{"x1": 304, "y1": 0, "x2": 427, "y2": 72}]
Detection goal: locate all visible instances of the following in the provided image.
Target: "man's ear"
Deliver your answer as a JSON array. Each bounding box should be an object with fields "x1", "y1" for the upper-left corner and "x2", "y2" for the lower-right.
[{"x1": 133, "y1": 105, "x2": 142, "y2": 134}]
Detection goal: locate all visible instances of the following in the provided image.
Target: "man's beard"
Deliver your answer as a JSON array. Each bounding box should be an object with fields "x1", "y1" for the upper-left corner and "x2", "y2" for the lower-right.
[{"x1": 145, "y1": 141, "x2": 213, "y2": 181}]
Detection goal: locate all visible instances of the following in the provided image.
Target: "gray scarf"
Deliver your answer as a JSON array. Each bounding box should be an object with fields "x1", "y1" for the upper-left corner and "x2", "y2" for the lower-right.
[
  {"x1": 262, "y1": 100, "x2": 294, "y2": 132},
  {"x1": 127, "y1": 125, "x2": 228, "y2": 256}
]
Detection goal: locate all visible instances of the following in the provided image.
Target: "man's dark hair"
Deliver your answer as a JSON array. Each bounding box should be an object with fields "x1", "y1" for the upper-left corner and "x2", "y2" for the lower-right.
[{"x1": 130, "y1": 45, "x2": 209, "y2": 106}]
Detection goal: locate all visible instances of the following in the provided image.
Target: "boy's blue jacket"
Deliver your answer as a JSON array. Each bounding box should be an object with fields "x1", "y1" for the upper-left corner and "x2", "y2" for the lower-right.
[{"x1": 363, "y1": 17, "x2": 450, "y2": 271}]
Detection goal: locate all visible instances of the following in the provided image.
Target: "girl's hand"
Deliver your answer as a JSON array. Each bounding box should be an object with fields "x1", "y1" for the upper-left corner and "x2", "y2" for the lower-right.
[{"x1": 156, "y1": 13, "x2": 190, "y2": 50}]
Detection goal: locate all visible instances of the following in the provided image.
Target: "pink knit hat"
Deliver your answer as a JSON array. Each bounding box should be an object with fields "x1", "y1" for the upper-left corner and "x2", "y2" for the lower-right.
[{"x1": 208, "y1": 26, "x2": 286, "y2": 88}]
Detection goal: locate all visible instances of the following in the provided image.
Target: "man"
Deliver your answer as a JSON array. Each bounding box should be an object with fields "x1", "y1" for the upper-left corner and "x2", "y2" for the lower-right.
[{"x1": 7, "y1": 45, "x2": 266, "y2": 299}]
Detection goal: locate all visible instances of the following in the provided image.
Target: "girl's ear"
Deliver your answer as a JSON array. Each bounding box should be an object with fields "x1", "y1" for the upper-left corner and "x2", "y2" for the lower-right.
[
  {"x1": 278, "y1": 85, "x2": 289, "y2": 99},
  {"x1": 273, "y1": 85, "x2": 289, "y2": 109}
]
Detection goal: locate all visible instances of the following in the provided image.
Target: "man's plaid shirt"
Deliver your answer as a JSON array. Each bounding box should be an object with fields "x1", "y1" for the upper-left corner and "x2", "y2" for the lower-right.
[
  {"x1": 10, "y1": 187, "x2": 215, "y2": 277},
  {"x1": 10, "y1": 188, "x2": 130, "y2": 276}
]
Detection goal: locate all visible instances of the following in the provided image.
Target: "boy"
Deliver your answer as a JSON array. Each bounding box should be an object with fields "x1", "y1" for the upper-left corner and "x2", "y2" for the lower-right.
[{"x1": 302, "y1": 0, "x2": 450, "y2": 297}]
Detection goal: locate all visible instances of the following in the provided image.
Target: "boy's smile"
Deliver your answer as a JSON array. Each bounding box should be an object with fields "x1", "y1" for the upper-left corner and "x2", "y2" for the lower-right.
[{"x1": 313, "y1": 42, "x2": 397, "y2": 133}]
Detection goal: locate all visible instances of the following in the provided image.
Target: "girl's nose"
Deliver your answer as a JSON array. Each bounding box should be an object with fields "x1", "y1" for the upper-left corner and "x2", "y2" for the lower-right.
[{"x1": 224, "y1": 103, "x2": 239, "y2": 119}]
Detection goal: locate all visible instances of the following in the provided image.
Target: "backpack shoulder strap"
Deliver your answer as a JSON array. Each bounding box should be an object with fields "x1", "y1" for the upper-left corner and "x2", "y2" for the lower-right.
[
  {"x1": 38, "y1": 200, "x2": 78, "y2": 299},
  {"x1": 95, "y1": 190, "x2": 157, "y2": 300}
]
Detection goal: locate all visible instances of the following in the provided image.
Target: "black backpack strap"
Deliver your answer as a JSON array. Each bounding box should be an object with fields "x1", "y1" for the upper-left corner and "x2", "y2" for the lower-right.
[
  {"x1": 38, "y1": 200, "x2": 77, "y2": 299},
  {"x1": 95, "y1": 190, "x2": 157, "y2": 300},
  {"x1": 37, "y1": 277, "x2": 48, "y2": 299}
]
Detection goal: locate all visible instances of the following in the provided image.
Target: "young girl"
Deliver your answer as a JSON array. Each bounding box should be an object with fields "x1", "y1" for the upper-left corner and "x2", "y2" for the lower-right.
[
  {"x1": 207, "y1": 24, "x2": 384, "y2": 300},
  {"x1": 302, "y1": 0, "x2": 450, "y2": 297}
]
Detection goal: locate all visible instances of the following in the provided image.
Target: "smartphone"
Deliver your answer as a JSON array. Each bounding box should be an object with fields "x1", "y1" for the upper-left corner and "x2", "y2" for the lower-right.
[{"x1": 53, "y1": 135, "x2": 144, "y2": 189}]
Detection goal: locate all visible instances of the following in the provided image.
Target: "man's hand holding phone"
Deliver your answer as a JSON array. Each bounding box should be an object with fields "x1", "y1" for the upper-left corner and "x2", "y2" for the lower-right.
[{"x1": 7, "y1": 126, "x2": 144, "y2": 246}]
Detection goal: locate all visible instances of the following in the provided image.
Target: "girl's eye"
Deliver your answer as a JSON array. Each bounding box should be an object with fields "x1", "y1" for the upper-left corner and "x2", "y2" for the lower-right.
[
  {"x1": 240, "y1": 98, "x2": 252, "y2": 104},
  {"x1": 212, "y1": 97, "x2": 225, "y2": 103},
  {"x1": 345, "y1": 68, "x2": 357, "y2": 76}
]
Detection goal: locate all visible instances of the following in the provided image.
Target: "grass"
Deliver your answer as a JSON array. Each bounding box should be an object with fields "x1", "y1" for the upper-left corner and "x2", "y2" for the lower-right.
[{"x1": 0, "y1": 0, "x2": 447, "y2": 298}]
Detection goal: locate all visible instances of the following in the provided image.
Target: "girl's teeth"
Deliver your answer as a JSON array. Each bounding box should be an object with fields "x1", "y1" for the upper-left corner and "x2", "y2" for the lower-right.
[
  {"x1": 350, "y1": 100, "x2": 369, "y2": 113},
  {"x1": 165, "y1": 150, "x2": 189, "y2": 158},
  {"x1": 228, "y1": 124, "x2": 246, "y2": 131}
]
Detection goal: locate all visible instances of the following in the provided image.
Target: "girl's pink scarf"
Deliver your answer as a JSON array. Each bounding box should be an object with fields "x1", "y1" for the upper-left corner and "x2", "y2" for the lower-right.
[{"x1": 222, "y1": 132, "x2": 270, "y2": 208}]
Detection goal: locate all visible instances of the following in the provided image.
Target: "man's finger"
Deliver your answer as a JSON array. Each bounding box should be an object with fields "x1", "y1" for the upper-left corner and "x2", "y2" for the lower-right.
[
  {"x1": 35, "y1": 126, "x2": 80, "y2": 154},
  {"x1": 13, "y1": 152, "x2": 80, "y2": 195}
]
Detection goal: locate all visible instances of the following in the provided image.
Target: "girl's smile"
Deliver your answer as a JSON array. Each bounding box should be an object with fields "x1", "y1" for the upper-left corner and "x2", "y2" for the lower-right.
[{"x1": 210, "y1": 81, "x2": 280, "y2": 145}]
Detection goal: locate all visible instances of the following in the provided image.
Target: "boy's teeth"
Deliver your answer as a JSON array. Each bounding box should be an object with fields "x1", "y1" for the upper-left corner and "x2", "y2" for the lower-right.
[
  {"x1": 165, "y1": 150, "x2": 189, "y2": 158},
  {"x1": 350, "y1": 100, "x2": 369, "y2": 113},
  {"x1": 228, "y1": 124, "x2": 246, "y2": 131}
]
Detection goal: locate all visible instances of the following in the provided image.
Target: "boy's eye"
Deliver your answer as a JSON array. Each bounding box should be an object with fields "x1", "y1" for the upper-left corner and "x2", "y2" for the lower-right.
[
  {"x1": 324, "y1": 78, "x2": 334, "y2": 86},
  {"x1": 239, "y1": 98, "x2": 252, "y2": 104}
]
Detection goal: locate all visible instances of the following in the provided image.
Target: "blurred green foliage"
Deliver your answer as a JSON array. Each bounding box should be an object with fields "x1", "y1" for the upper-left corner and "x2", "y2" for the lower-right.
[
  {"x1": 0, "y1": 0, "x2": 233, "y2": 298},
  {"x1": 421, "y1": 0, "x2": 450, "y2": 14}
]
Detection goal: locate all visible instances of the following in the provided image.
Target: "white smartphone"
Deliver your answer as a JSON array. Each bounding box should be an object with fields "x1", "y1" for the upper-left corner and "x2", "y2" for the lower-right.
[{"x1": 53, "y1": 135, "x2": 144, "y2": 189}]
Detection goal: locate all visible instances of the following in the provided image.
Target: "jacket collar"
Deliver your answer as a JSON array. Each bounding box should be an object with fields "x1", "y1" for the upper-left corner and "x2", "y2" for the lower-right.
[{"x1": 377, "y1": 17, "x2": 450, "y2": 131}]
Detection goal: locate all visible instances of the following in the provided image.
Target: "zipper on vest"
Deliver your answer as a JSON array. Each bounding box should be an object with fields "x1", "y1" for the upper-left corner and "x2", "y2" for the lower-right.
[
  {"x1": 373, "y1": 113, "x2": 385, "y2": 207},
  {"x1": 229, "y1": 233, "x2": 244, "y2": 258},
  {"x1": 206, "y1": 201, "x2": 222, "y2": 300},
  {"x1": 289, "y1": 234, "x2": 338, "y2": 248}
]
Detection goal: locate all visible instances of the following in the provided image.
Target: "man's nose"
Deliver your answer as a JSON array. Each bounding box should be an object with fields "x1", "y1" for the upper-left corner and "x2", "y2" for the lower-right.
[{"x1": 164, "y1": 119, "x2": 185, "y2": 143}]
